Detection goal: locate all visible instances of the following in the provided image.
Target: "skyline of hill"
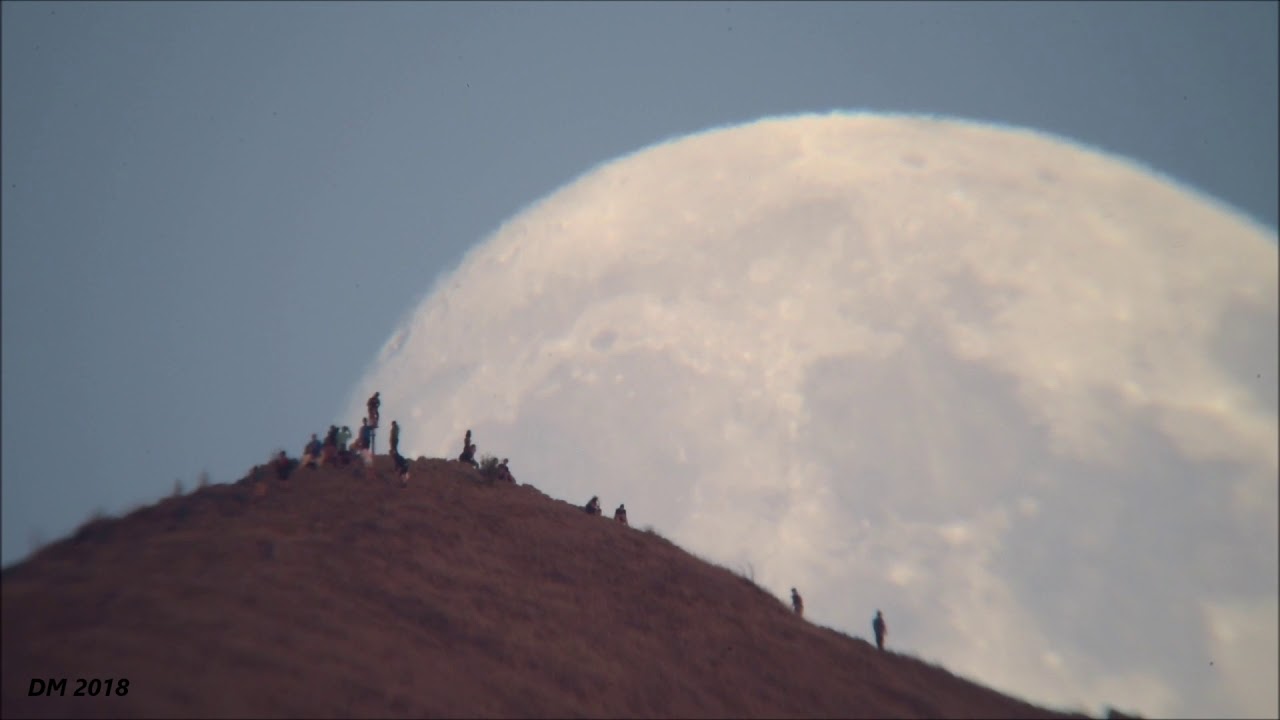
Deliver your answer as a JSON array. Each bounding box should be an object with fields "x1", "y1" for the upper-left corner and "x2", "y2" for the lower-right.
[{"x1": 3, "y1": 452, "x2": 1129, "y2": 718}]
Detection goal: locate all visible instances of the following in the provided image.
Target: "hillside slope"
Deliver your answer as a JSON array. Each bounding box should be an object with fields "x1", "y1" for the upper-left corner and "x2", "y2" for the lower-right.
[{"x1": 3, "y1": 455, "x2": 1085, "y2": 719}]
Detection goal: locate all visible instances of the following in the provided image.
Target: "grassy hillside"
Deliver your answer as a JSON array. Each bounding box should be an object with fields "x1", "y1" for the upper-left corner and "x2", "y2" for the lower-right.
[{"x1": 2, "y1": 455, "x2": 1087, "y2": 719}]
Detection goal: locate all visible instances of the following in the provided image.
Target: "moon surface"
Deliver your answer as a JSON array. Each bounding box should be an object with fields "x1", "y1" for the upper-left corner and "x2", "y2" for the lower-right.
[{"x1": 349, "y1": 113, "x2": 1278, "y2": 718}]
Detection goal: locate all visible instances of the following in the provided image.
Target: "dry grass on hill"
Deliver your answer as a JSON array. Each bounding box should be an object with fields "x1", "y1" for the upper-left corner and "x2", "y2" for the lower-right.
[{"x1": 3, "y1": 455, "x2": 1089, "y2": 719}]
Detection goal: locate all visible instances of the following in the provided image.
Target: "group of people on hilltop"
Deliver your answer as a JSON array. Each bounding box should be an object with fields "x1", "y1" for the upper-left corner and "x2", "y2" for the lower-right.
[
  {"x1": 276, "y1": 407, "x2": 523, "y2": 492},
  {"x1": 299, "y1": 419, "x2": 373, "y2": 470},
  {"x1": 276, "y1": 391, "x2": 409, "y2": 486},
  {"x1": 271, "y1": 394, "x2": 897, "y2": 652},
  {"x1": 360, "y1": 391, "x2": 410, "y2": 486},
  {"x1": 790, "y1": 588, "x2": 889, "y2": 651},
  {"x1": 455, "y1": 429, "x2": 517, "y2": 483}
]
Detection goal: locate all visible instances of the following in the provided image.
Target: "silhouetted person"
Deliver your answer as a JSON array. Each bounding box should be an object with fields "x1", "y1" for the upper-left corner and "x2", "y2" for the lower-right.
[
  {"x1": 338, "y1": 425, "x2": 352, "y2": 452},
  {"x1": 393, "y1": 452, "x2": 410, "y2": 487},
  {"x1": 458, "y1": 429, "x2": 478, "y2": 468},
  {"x1": 614, "y1": 504, "x2": 628, "y2": 525},
  {"x1": 303, "y1": 434, "x2": 322, "y2": 468},
  {"x1": 357, "y1": 418, "x2": 372, "y2": 452},
  {"x1": 497, "y1": 458, "x2": 514, "y2": 483},
  {"x1": 791, "y1": 588, "x2": 804, "y2": 617},
  {"x1": 459, "y1": 443, "x2": 478, "y2": 468},
  {"x1": 273, "y1": 451, "x2": 296, "y2": 480},
  {"x1": 389, "y1": 420, "x2": 400, "y2": 456},
  {"x1": 367, "y1": 392, "x2": 381, "y2": 428},
  {"x1": 322, "y1": 426, "x2": 339, "y2": 465},
  {"x1": 872, "y1": 610, "x2": 887, "y2": 651},
  {"x1": 585, "y1": 496, "x2": 601, "y2": 516}
]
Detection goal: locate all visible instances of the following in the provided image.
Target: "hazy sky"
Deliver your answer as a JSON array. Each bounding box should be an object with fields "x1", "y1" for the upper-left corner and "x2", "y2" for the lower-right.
[{"x1": 2, "y1": 0, "x2": 1275, "y2": 603}]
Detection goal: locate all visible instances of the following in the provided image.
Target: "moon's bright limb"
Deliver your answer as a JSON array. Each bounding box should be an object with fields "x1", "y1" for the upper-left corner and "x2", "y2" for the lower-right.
[{"x1": 350, "y1": 113, "x2": 1278, "y2": 719}]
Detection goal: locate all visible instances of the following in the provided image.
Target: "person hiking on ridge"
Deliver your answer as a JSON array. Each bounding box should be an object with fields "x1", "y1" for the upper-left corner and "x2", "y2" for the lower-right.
[
  {"x1": 393, "y1": 451, "x2": 410, "y2": 487},
  {"x1": 584, "y1": 496, "x2": 601, "y2": 516},
  {"x1": 872, "y1": 610, "x2": 887, "y2": 651},
  {"x1": 791, "y1": 588, "x2": 804, "y2": 617},
  {"x1": 389, "y1": 420, "x2": 400, "y2": 456},
  {"x1": 614, "y1": 503, "x2": 628, "y2": 525},
  {"x1": 367, "y1": 392, "x2": 381, "y2": 428}
]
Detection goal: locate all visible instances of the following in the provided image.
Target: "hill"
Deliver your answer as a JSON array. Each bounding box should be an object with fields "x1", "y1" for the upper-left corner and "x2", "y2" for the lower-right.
[{"x1": 3, "y1": 454, "x2": 1089, "y2": 718}]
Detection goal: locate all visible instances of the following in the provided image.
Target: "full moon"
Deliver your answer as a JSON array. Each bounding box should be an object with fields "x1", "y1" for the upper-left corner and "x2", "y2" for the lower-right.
[{"x1": 349, "y1": 113, "x2": 1278, "y2": 718}]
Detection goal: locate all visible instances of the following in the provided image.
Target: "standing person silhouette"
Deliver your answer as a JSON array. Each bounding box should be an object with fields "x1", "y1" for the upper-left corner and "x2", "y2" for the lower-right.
[
  {"x1": 365, "y1": 393, "x2": 381, "y2": 453},
  {"x1": 357, "y1": 418, "x2": 372, "y2": 456},
  {"x1": 872, "y1": 610, "x2": 887, "y2": 651},
  {"x1": 389, "y1": 420, "x2": 400, "y2": 456},
  {"x1": 791, "y1": 588, "x2": 804, "y2": 617}
]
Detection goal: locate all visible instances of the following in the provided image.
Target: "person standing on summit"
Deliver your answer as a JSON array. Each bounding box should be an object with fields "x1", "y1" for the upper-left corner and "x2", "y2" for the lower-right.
[
  {"x1": 303, "y1": 434, "x2": 322, "y2": 468},
  {"x1": 872, "y1": 610, "x2": 887, "y2": 651},
  {"x1": 357, "y1": 418, "x2": 372, "y2": 453},
  {"x1": 365, "y1": 393, "x2": 381, "y2": 452},
  {"x1": 389, "y1": 420, "x2": 400, "y2": 456},
  {"x1": 791, "y1": 588, "x2": 804, "y2": 618}
]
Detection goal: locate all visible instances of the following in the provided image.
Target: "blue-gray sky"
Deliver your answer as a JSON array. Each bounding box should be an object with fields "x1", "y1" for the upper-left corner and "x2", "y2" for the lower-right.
[{"x1": 2, "y1": 0, "x2": 1275, "y2": 577}]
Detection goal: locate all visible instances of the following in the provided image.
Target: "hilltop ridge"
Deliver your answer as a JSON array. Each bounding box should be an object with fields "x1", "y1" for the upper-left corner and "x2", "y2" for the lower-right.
[{"x1": 3, "y1": 454, "x2": 1089, "y2": 718}]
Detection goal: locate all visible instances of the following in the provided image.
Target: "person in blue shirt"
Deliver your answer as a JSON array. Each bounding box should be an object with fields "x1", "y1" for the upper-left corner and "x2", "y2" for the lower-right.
[{"x1": 358, "y1": 418, "x2": 372, "y2": 452}]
